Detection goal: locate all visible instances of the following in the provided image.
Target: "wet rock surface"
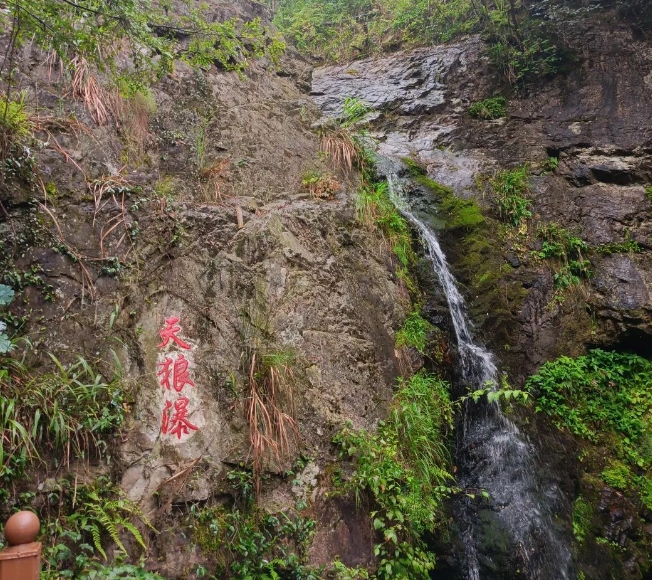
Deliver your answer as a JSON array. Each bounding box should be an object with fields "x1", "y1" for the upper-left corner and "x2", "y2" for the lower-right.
[{"x1": 311, "y1": 14, "x2": 652, "y2": 580}]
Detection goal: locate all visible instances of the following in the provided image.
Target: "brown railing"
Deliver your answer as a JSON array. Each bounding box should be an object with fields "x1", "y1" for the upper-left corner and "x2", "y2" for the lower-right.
[{"x1": 0, "y1": 512, "x2": 41, "y2": 580}]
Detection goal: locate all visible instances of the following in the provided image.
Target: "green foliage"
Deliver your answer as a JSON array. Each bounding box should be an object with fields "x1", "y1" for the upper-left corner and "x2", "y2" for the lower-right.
[
  {"x1": 340, "y1": 97, "x2": 373, "y2": 128},
  {"x1": 395, "y1": 309, "x2": 432, "y2": 354},
  {"x1": 572, "y1": 496, "x2": 592, "y2": 544},
  {"x1": 546, "y1": 156, "x2": 560, "y2": 172},
  {"x1": 10, "y1": 0, "x2": 284, "y2": 88},
  {"x1": 601, "y1": 461, "x2": 632, "y2": 492},
  {"x1": 189, "y1": 501, "x2": 320, "y2": 579},
  {"x1": 80, "y1": 562, "x2": 165, "y2": 580},
  {"x1": 595, "y1": 234, "x2": 641, "y2": 255},
  {"x1": 526, "y1": 349, "x2": 652, "y2": 508},
  {"x1": 469, "y1": 96, "x2": 507, "y2": 120},
  {"x1": 490, "y1": 166, "x2": 532, "y2": 227},
  {"x1": 646, "y1": 185, "x2": 652, "y2": 203},
  {"x1": 35, "y1": 478, "x2": 151, "y2": 579},
  {"x1": 275, "y1": 0, "x2": 568, "y2": 84},
  {"x1": 534, "y1": 223, "x2": 591, "y2": 290},
  {"x1": 0, "y1": 284, "x2": 16, "y2": 354},
  {"x1": 334, "y1": 371, "x2": 454, "y2": 579},
  {"x1": 274, "y1": 0, "x2": 475, "y2": 61},
  {"x1": 0, "y1": 354, "x2": 126, "y2": 492},
  {"x1": 356, "y1": 182, "x2": 414, "y2": 267},
  {"x1": 0, "y1": 93, "x2": 33, "y2": 155}
]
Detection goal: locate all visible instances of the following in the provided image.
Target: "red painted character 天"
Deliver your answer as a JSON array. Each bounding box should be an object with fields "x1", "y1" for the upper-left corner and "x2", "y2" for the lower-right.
[
  {"x1": 158, "y1": 317, "x2": 191, "y2": 350},
  {"x1": 157, "y1": 354, "x2": 195, "y2": 392},
  {"x1": 161, "y1": 396, "x2": 198, "y2": 439}
]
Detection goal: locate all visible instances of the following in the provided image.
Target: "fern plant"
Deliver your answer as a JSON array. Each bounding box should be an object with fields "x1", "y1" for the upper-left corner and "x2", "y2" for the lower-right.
[{"x1": 68, "y1": 480, "x2": 152, "y2": 560}]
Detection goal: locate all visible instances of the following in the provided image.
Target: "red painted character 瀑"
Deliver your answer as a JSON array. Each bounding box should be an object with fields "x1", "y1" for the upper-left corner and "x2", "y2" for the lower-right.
[{"x1": 161, "y1": 396, "x2": 198, "y2": 439}]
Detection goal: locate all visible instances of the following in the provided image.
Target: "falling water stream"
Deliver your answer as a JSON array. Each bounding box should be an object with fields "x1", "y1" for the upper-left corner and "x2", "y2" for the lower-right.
[{"x1": 385, "y1": 171, "x2": 573, "y2": 580}]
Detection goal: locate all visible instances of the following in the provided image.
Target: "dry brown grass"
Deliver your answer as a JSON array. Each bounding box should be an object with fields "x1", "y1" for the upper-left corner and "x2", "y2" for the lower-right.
[
  {"x1": 89, "y1": 174, "x2": 137, "y2": 258},
  {"x1": 244, "y1": 350, "x2": 299, "y2": 495},
  {"x1": 320, "y1": 128, "x2": 360, "y2": 173},
  {"x1": 70, "y1": 57, "x2": 110, "y2": 125},
  {"x1": 199, "y1": 159, "x2": 232, "y2": 202}
]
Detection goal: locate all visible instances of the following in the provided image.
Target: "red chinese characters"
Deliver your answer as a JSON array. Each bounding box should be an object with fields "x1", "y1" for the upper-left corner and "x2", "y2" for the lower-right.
[
  {"x1": 157, "y1": 353, "x2": 195, "y2": 392},
  {"x1": 158, "y1": 317, "x2": 192, "y2": 350},
  {"x1": 157, "y1": 316, "x2": 199, "y2": 440}
]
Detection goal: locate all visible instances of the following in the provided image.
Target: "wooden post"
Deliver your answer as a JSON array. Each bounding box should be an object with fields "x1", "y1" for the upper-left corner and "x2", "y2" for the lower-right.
[{"x1": 0, "y1": 512, "x2": 41, "y2": 580}]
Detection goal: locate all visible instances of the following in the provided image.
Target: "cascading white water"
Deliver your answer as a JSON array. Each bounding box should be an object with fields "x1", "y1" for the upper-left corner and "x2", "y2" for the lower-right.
[{"x1": 386, "y1": 173, "x2": 572, "y2": 580}]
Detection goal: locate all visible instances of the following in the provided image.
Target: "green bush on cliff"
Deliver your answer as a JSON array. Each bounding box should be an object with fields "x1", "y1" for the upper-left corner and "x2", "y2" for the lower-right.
[
  {"x1": 275, "y1": 0, "x2": 567, "y2": 84},
  {"x1": 526, "y1": 349, "x2": 652, "y2": 508},
  {"x1": 490, "y1": 165, "x2": 532, "y2": 227},
  {"x1": 469, "y1": 96, "x2": 507, "y2": 120},
  {"x1": 334, "y1": 371, "x2": 454, "y2": 579}
]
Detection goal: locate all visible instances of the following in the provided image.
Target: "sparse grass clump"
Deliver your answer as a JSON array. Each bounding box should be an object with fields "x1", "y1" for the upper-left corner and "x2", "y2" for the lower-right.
[
  {"x1": 469, "y1": 96, "x2": 507, "y2": 120},
  {"x1": 396, "y1": 309, "x2": 432, "y2": 354},
  {"x1": 301, "y1": 170, "x2": 341, "y2": 199},
  {"x1": 356, "y1": 181, "x2": 414, "y2": 267},
  {"x1": 0, "y1": 355, "x2": 126, "y2": 494},
  {"x1": 244, "y1": 348, "x2": 299, "y2": 494}
]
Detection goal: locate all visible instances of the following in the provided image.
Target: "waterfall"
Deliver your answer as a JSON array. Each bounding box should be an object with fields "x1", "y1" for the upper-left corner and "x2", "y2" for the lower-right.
[{"x1": 386, "y1": 173, "x2": 573, "y2": 580}]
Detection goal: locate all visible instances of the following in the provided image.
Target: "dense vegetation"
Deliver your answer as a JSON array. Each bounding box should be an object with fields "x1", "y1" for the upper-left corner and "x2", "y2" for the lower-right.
[
  {"x1": 527, "y1": 350, "x2": 652, "y2": 511},
  {"x1": 274, "y1": 0, "x2": 570, "y2": 83}
]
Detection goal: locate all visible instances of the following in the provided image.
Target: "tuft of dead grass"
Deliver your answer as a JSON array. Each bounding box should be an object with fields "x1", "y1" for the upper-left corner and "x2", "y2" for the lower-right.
[
  {"x1": 320, "y1": 128, "x2": 360, "y2": 173},
  {"x1": 244, "y1": 349, "x2": 299, "y2": 496},
  {"x1": 199, "y1": 159, "x2": 232, "y2": 202},
  {"x1": 70, "y1": 57, "x2": 110, "y2": 126}
]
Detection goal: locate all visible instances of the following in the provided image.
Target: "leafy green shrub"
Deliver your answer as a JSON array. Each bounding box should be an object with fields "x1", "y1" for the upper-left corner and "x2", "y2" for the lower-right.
[
  {"x1": 334, "y1": 371, "x2": 454, "y2": 579},
  {"x1": 526, "y1": 350, "x2": 652, "y2": 508},
  {"x1": 80, "y1": 563, "x2": 165, "y2": 580},
  {"x1": 534, "y1": 223, "x2": 591, "y2": 290},
  {"x1": 469, "y1": 96, "x2": 507, "y2": 120},
  {"x1": 188, "y1": 502, "x2": 320, "y2": 579},
  {"x1": 395, "y1": 309, "x2": 432, "y2": 354},
  {"x1": 490, "y1": 165, "x2": 532, "y2": 227},
  {"x1": 527, "y1": 350, "x2": 652, "y2": 453},
  {"x1": 646, "y1": 185, "x2": 652, "y2": 202}
]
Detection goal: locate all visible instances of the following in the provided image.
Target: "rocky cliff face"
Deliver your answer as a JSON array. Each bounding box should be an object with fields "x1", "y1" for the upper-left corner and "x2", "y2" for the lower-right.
[
  {"x1": 1, "y1": 1, "x2": 410, "y2": 576},
  {"x1": 4, "y1": 1, "x2": 652, "y2": 577},
  {"x1": 312, "y1": 15, "x2": 652, "y2": 579}
]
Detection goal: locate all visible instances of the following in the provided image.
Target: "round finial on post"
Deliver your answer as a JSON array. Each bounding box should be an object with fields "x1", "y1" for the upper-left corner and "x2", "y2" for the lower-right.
[{"x1": 4, "y1": 512, "x2": 40, "y2": 546}]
